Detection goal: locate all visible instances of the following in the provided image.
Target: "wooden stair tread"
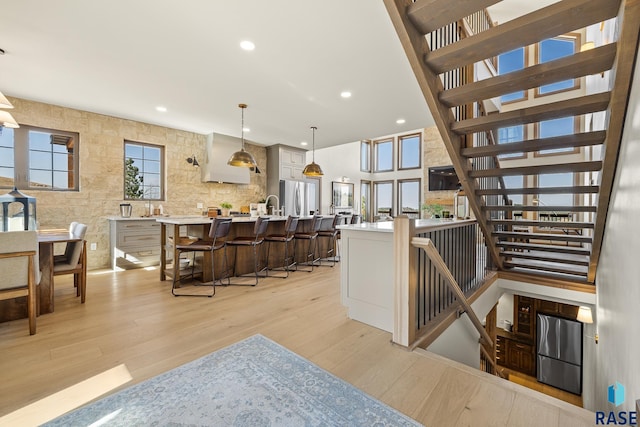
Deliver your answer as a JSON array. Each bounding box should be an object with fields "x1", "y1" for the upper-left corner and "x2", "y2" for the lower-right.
[
  {"x1": 440, "y1": 44, "x2": 617, "y2": 107},
  {"x1": 461, "y1": 132, "x2": 606, "y2": 158},
  {"x1": 484, "y1": 205, "x2": 596, "y2": 212},
  {"x1": 408, "y1": 0, "x2": 500, "y2": 34},
  {"x1": 496, "y1": 241, "x2": 591, "y2": 255},
  {"x1": 493, "y1": 231, "x2": 591, "y2": 243},
  {"x1": 425, "y1": 0, "x2": 622, "y2": 73},
  {"x1": 469, "y1": 161, "x2": 602, "y2": 178},
  {"x1": 489, "y1": 220, "x2": 594, "y2": 229},
  {"x1": 452, "y1": 92, "x2": 610, "y2": 134},
  {"x1": 504, "y1": 261, "x2": 588, "y2": 277},
  {"x1": 477, "y1": 185, "x2": 600, "y2": 196},
  {"x1": 501, "y1": 251, "x2": 590, "y2": 267}
]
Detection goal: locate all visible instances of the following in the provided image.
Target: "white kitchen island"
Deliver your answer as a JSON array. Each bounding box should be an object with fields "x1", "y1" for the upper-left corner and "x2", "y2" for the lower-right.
[{"x1": 338, "y1": 221, "x2": 395, "y2": 332}]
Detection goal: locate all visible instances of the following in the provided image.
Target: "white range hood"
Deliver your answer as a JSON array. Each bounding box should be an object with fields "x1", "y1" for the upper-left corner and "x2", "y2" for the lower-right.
[{"x1": 201, "y1": 133, "x2": 250, "y2": 184}]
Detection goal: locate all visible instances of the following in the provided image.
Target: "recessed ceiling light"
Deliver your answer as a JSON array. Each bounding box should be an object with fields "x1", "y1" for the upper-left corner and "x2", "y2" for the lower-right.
[
  {"x1": 340, "y1": 91, "x2": 352, "y2": 98},
  {"x1": 156, "y1": 106, "x2": 167, "y2": 113},
  {"x1": 300, "y1": 141, "x2": 308, "y2": 146},
  {"x1": 240, "y1": 40, "x2": 255, "y2": 51},
  {"x1": 242, "y1": 127, "x2": 250, "y2": 132},
  {"x1": 396, "y1": 118, "x2": 406, "y2": 124}
]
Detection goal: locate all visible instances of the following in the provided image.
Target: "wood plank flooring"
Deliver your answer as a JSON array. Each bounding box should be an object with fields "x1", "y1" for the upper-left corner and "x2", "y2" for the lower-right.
[{"x1": 0, "y1": 265, "x2": 595, "y2": 426}]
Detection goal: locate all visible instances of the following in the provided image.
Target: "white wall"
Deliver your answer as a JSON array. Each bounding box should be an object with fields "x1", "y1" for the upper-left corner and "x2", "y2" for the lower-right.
[
  {"x1": 591, "y1": 43, "x2": 640, "y2": 412},
  {"x1": 427, "y1": 281, "x2": 503, "y2": 368},
  {"x1": 496, "y1": 293, "x2": 514, "y2": 330}
]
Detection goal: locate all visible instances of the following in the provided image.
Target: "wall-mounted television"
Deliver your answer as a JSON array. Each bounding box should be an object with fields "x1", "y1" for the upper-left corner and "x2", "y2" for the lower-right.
[{"x1": 428, "y1": 165, "x2": 460, "y2": 191}]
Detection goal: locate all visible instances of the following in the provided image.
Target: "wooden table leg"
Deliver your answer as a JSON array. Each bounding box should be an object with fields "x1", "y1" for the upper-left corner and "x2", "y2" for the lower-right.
[
  {"x1": 160, "y1": 222, "x2": 167, "y2": 281},
  {"x1": 38, "y1": 242, "x2": 54, "y2": 314}
]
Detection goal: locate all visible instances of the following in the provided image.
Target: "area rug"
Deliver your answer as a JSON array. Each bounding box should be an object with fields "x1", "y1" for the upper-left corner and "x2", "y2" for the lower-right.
[{"x1": 44, "y1": 334, "x2": 421, "y2": 426}]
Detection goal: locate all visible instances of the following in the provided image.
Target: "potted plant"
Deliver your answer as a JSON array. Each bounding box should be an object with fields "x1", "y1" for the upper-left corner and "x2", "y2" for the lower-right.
[
  {"x1": 421, "y1": 202, "x2": 444, "y2": 218},
  {"x1": 220, "y1": 202, "x2": 232, "y2": 217}
]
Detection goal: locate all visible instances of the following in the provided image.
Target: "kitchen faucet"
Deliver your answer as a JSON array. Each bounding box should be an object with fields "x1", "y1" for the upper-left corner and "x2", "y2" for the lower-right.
[{"x1": 265, "y1": 194, "x2": 282, "y2": 216}]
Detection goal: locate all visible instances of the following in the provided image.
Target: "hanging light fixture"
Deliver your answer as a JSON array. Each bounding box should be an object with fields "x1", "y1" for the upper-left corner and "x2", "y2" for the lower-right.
[
  {"x1": 227, "y1": 103, "x2": 257, "y2": 168},
  {"x1": 302, "y1": 126, "x2": 324, "y2": 176}
]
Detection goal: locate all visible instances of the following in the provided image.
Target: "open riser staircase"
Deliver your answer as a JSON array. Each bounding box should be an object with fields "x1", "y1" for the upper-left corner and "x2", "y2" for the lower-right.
[{"x1": 385, "y1": 0, "x2": 640, "y2": 285}]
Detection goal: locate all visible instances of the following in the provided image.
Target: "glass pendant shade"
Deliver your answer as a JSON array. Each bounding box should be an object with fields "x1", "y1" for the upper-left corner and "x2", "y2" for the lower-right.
[
  {"x1": 228, "y1": 103, "x2": 257, "y2": 168},
  {"x1": 303, "y1": 126, "x2": 323, "y2": 177}
]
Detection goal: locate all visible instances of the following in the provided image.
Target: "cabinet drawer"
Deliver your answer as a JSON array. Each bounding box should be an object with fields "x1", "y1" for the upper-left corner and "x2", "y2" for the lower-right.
[
  {"x1": 117, "y1": 232, "x2": 160, "y2": 249},
  {"x1": 118, "y1": 221, "x2": 160, "y2": 232}
]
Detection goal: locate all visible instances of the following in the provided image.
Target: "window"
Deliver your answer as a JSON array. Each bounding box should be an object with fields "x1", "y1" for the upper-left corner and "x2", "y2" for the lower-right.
[
  {"x1": 374, "y1": 138, "x2": 393, "y2": 172},
  {"x1": 398, "y1": 179, "x2": 421, "y2": 218},
  {"x1": 373, "y1": 181, "x2": 393, "y2": 218},
  {"x1": 536, "y1": 173, "x2": 575, "y2": 220},
  {"x1": 536, "y1": 117, "x2": 578, "y2": 156},
  {"x1": 497, "y1": 125, "x2": 526, "y2": 159},
  {"x1": 360, "y1": 180, "x2": 371, "y2": 222},
  {"x1": 502, "y1": 175, "x2": 524, "y2": 206},
  {"x1": 360, "y1": 140, "x2": 371, "y2": 172},
  {"x1": 0, "y1": 125, "x2": 79, "y2": 190},
  {"x1": 537, "y1": 36, "x2": 579, "y2": 96},
  {"x1": 124, "y1": 141, "x2": 164, "y2": 200},
  {"x1": 398, "y1": 133, "x2": 421, "y2": 170},
  {"x1": 498, "y1": 47, "x2": 526, "y2": 103}
]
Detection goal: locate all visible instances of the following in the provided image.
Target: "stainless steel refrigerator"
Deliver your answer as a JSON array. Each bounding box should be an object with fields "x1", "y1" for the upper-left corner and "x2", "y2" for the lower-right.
[
  {"x1": 536, "y1": 313, "x2": 583, "y2": 394},
  {"x1": 279, "y1": 179, "x2": 319, "y2": 217}
]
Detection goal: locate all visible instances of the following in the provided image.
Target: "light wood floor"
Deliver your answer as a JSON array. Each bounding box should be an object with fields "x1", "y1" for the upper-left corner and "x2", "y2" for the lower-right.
[{"x1": 0, "y1": 265, "x2": 595, "y2": 426}]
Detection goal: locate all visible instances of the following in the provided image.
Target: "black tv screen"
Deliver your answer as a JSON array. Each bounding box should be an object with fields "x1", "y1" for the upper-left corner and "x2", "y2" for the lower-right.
[{"x1": 428, "y1": 166, "x2": 459, "y2": 191}]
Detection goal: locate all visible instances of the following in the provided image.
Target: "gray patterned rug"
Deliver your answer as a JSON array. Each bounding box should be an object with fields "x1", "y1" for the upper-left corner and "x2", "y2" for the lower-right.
[{"x1": 44, "y1": 334, "x2": 421, "y2": 426}]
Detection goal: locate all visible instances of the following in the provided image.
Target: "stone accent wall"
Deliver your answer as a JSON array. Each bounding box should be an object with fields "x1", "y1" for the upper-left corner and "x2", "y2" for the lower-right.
[
  {"x1": 6, "y1": 97, "x2": 267, "y2": 269},
  {"x1": 423, "y1": 126, "x2": 455, "y2": 211}
]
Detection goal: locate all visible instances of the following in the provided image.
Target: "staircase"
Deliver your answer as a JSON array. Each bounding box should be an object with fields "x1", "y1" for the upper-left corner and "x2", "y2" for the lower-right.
[{"x1": 385, "y1": 0, "x2": 640, "y2": 284}]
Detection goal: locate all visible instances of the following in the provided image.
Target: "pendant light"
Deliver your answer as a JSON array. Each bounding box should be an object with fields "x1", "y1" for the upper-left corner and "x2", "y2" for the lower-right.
[
  {"x1": 227, "y1": 103, "x2": 257, "y2": 168},
  {"x1": 302, "y1": 126, "x2": 324, "y2": 176}
]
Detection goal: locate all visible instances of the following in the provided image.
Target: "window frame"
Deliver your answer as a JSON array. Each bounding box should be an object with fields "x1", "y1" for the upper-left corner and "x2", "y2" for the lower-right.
[
  {"x1": 360, "y1": 140, "x2": 371, "y2": 173},
  {"x1": 0, "y1": 124, "x2": 80, "y2": 191},
  {"x1": 373, "y1": 180, "x2": 394, "y2": 218},
  {"x1": 497, "y1": 124, "x2": 528, "y2": 160},
  {"x1": 123, "y1": 140, "x2": 165, "y2": 201},
  {"x1": 397, "y1": 178, "x2": 421, "y2": 218},
  {"x1": 533, "y1": 172, "x2": 579, "y2": 222},
  {"x1": 397, "y1": 133, "x2": 422, "y2": 171},
  {"x1": 534, "y1": 116, "x2": 580, "y2": 157},
  {"x1": 497, "y1": 46, "x2": 528, "y2": 104},
  {"x1": 373, "y1": 138, "x2": 394, "y2": 173},
  {"x1": 360, "y1": 180, "x2": 371, "y2": 222},
  {"x1": 534, "y1": 34, "x2": 581, "y2": 98}
]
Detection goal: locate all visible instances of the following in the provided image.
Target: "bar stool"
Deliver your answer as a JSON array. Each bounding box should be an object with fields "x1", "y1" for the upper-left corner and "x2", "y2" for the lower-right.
[
  {"x1": 294, "y1": 215, "x2": 323, "y2": 272},
  {"x1": 227, "y1": 217, "x2": 270, "y2": 286},
  {"x1": 265, "y1": 216, "x2": 299, "y2": 278},
  {"x1": 172, "y1": 217, "x2": 232, "y2": 297},
  {"x1": 317, "y1": 215, "x2": 341, "y2": 267}
]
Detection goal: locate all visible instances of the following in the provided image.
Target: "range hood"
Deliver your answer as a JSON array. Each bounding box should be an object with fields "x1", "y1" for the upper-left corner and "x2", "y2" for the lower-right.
[{"x1": 201, "y1": 133, "x2": 250, "y2": 184}]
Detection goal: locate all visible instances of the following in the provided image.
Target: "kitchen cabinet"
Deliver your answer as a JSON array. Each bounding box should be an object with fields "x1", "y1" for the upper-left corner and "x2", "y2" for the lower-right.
[
  {"x1": 535, "y1": 299, "x2": 579, "y2": 319},
  {"x1": 109, "y1": 218, "x2": 161, "y2": 269},
  {"x1": 496, "y1": 330, "x2": 535, "y2": 377},
  {"x1": 266, "y1": 144, "x2": 308, "y2": 195},
  {"x1": 514, "y1": 295, "x2": 534, "y2": 338}
]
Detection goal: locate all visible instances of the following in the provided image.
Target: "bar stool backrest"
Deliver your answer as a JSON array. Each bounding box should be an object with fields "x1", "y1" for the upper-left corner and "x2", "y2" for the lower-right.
[
  {"x1": 311, "y1": 215, "x2": 324, "y2": 233},
  {"x1": 330, "y1": 214, "x2": 341, "y2": 230},
  {"x1": 253, "y1": 217, "x2": 270, "y2": 241},
  {"x1": 350, "y1": 214, "x2": 361, "y2": 224},
  {"x1": 210, "y1": 218, "x2": 232, "y2": 241},
  {"x1": 285, "y1": 216, "x2": 299, "y2": 238}
]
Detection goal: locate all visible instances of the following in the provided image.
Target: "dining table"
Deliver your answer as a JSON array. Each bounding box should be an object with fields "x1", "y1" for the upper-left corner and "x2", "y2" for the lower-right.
[{"x1": 0, "y1": 229, "x2": 83, "y2": 323}]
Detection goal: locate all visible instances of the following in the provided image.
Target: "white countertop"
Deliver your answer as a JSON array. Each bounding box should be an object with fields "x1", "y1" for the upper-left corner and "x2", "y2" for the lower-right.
[
  {"x1": 107, "y1": 216, "x2": 161, "y2": 221},
  {"x1": 337, "y1": 218, "x2": 476, "y2": 233}
]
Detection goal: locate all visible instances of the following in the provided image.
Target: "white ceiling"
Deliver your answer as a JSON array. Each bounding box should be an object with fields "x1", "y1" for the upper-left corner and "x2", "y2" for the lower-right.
[{"x1": 0, "y1": 1, "x2": 555, "y2": 149}]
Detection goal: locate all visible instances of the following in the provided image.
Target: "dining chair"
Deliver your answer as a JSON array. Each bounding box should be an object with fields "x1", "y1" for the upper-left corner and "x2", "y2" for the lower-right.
[
  {"x1": 53, "y1": 223, "x2": 88, "y2": 303},
  {"x1": 0, "y1": 230, "x2": 40, "y2": 335}
]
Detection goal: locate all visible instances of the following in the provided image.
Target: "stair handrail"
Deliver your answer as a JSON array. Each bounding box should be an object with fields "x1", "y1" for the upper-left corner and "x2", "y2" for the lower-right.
[{"x1": 411, "y1": 236, "x2": 494, "y2": 349}]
